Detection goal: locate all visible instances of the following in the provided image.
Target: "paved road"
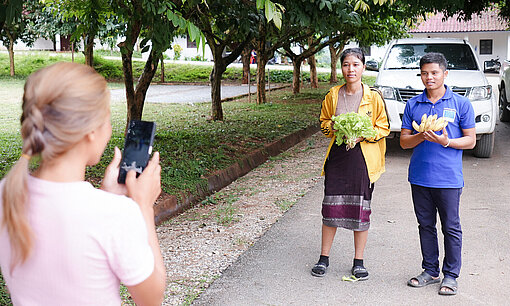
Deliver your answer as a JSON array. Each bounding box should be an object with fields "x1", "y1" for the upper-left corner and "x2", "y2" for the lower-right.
[
  {"x1": 193, "y1": 96, "x2": 510, "y2": 304},
  {"x1": 109, "y1": 84, "x2": 281, "y2": 104}
]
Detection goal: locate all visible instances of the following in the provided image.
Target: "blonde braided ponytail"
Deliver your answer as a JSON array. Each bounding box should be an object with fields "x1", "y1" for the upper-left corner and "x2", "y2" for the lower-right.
[{"x1": 2, "y1": 62, "x2": 110, "y2": 271}]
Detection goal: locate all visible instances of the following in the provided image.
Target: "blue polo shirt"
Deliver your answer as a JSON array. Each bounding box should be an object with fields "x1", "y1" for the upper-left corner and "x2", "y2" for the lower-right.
[{"x1": 401, "y1": 85, "x2": 475, "y2": 188}]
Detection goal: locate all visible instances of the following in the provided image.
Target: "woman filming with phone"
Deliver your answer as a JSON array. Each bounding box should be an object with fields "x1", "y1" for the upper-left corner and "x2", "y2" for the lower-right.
[{"x1": 0, "y1": 62, "x2": 165, "y2": 305}]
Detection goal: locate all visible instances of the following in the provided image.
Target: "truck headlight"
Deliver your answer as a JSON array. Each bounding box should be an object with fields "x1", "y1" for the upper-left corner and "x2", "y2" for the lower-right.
[
  {"x1": 468, "y1": 85, "x2": 492, "y2": 101},
  {"x1": 378, "y1": 86, "x2": 396, "y2": 100}
]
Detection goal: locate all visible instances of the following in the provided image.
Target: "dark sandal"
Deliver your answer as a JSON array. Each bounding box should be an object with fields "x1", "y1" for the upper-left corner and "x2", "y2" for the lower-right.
[
  {"x1": 407, "y1": 271, "x2": 440, "y2": 287},
  {"x1": 311, "y1": 262, "x2": 328, "y2": 277},
  {"x1": 439, "y1": 277, "x2": 458, "y2": 295},
  {"x1": 351, "y1": 265, "x2": 369, "y2": 281}
]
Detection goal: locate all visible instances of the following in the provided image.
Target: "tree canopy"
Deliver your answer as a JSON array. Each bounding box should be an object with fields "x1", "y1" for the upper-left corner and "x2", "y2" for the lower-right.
[{"x1": 2, "y1": 0, "x2": 509, "y2": 121}]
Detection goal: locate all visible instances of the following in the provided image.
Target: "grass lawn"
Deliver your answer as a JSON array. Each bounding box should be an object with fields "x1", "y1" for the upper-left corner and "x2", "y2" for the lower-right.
[{"x1": 0, "y1": 55, "x2": 375, "y2": 304}]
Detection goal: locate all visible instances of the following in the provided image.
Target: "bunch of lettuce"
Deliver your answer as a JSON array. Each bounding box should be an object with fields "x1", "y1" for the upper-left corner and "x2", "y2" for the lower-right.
[{"x1": 331, "y1": 112, "x2": 377, "y2": 150}]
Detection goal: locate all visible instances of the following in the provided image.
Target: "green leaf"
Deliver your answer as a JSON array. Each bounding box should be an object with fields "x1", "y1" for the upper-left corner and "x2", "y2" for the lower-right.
[
  {"x1": 141, "y1": 45, "x2": 150, "y2": 53},
  {"x1": 265, "y1": 0, "x2": 275, "y2": 22},
  {"x1": 326, "y1": 1, "x2": 332, "y2": 11},
  {"x1": 274, "y1": 11, "x2": 282, "y2": 29},
  {"x1": 140, "y1": 37, "x2": 150, "y2": 48},
  {"x1": 187, "y1": 22, "x2": 201, "y2": 42},
  {"x1": 275, "y1": 3, "x2": 285, "y2": 13},
  {"x1": 354, "y1": 1, "x2": 361, "y2": 11},
  {"x1": 257, "y1": 0, "x2": 265, "y2": 10}
]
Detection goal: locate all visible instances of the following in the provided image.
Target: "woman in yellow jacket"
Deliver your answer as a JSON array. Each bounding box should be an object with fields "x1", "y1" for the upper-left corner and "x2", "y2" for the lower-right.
[{"x1": 311, "y1": 48, "x2": 389, "y2": 280}]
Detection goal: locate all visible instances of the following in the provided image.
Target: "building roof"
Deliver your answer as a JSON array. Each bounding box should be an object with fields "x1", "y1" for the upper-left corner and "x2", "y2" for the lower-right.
[{"x1": 410, "y1": 9, "x2": 509, "y2": 33}]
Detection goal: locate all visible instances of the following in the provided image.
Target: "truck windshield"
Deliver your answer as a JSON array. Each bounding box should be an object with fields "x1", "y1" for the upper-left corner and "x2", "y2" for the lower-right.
[{"x1": 385, "y1": 43, "x2": 478, "y2": 70}]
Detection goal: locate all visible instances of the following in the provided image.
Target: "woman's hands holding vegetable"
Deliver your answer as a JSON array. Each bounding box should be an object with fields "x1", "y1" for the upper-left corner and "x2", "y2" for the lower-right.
[
  {"x1": 331, "y1": 121, "x2": 364, "y2": 143},
  {"x1": 330, "y1": 121, "x2": 337, "y2": 133},
  {"x1": 331, "y1": 113, "x2": 376, "y2": 149}
]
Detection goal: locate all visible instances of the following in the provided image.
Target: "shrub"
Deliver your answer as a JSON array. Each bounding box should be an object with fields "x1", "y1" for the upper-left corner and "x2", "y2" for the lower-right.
[
  {"x1": 191, "y1": 55, "x2": 206, "y2": 62},
  {"x1": 173, "y1": 44, "x2": 183, "y2": 60}
]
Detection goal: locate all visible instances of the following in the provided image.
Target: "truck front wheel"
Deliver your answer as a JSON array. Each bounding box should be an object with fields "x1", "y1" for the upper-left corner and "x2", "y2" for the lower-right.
[{"x1": 473, "y1": 132, "x2": 494, "y2": 158}]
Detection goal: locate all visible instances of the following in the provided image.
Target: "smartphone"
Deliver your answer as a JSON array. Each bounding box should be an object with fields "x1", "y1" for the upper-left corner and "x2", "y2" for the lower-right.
[{"x1": 118, "y1": 120, "x2": 156, "y2": 184}]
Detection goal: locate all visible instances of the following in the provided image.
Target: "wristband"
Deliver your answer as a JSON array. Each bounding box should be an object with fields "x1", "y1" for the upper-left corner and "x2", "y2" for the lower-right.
[{"x1": 443, "y1": 138, "x2": 450, "y2": 148}]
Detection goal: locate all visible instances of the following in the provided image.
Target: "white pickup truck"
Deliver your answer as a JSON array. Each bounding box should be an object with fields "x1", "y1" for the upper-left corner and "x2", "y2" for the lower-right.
[
  {"x1": 375, "y1": 38, "x2": 497, "y2": 158},
  {"x1": 498, "y1": 61, "x2": 510, "y2": 122}
]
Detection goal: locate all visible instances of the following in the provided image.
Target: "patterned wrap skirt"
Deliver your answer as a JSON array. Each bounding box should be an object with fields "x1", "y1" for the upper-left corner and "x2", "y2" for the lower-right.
[{"x1": 322, "y1": 142, "x2": 374, "y2": 231}]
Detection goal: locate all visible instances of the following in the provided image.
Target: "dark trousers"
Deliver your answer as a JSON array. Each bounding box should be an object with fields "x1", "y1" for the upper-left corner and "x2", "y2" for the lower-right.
[{"x1": 411, "y1": 184, "x2": 463, "y2": 279}]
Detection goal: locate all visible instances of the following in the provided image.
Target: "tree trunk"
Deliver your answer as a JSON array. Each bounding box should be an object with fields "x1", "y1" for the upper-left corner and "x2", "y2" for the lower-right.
[
  {"x1": 131, "y1": 50, "x2": 159, "y2": 121},
  {"x1": 329, "y1": 41, "x2": 344, "y2": 84},
  {"x1": 256, "y1": 55, "x2": 267, "y2": 104},
  {"x1": 84, "y1": 34, "x2": 95, "y2": 67},
  {"x1": 329, "y1": 43, "x2": 338, "y2": 84},
  {"x1": 160, "y1": 56, "x2": 165, "y2": 83},
  {"x1": 203, "y1": 31, "x2": 250, "y2": 121},
  {"x1": 7, "y1": 31, "x2": 15, "y2": 76},
  {"x1": 209, "y1": 42, "x2": 228, "y2": 121},
  {"x1": 118, "y1": 14, "x2": 143, "y2": 130},
  {"x1": 242, "y1": 45, "x2": 251, "y2": 84},
  {"x1": 254, "y1": 20, "x2": 270, "y2": 104},
  {"x1": 121, "y1": 49, "x2": 136, "y2": 124},
  {"x1": 309, "y1": 54, "x2": 318, "y2": 88},
  {"x1": 307, "y1": 37, "x2": 318, "y2": 89},
  {"x1": 292, "y1": 60, "x2": 302, "y2": 94},
  {"x1": 210, "y1": 62, "x2": 226, "y2": 121}
]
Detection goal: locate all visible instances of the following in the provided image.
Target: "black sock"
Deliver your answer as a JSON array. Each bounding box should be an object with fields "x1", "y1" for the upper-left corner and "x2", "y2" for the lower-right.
[
  {"x1": 353, "y1": 258, "x2": 364, "y2": 267},
  {"x1": 319, "y1": 255, "x2": 329, "y2": 267}
]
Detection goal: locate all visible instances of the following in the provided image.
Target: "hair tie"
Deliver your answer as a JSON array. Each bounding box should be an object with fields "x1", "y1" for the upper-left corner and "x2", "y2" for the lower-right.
[{"x1": 21, "y1": 154, "x2": 31, "y2": 160}]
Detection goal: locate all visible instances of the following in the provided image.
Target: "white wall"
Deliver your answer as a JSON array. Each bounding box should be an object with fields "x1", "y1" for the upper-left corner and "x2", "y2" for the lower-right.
[
  {"x1": 163, "y1": 36, "x2": 213, "y2": 61},
  {"x1": 0, "y1": 37, "x2": 54, "y2": 51}
]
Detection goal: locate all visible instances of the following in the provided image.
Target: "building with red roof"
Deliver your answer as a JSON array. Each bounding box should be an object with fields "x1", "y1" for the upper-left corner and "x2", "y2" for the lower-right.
[{"x1": 408, "y1": 8, "x2": 509, "y2": 69}]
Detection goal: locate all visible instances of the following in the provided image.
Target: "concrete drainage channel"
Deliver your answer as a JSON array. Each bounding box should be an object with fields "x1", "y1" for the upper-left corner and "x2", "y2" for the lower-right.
[{"x1": 153, "y1": 125, "x2": 319, "y2": 225}]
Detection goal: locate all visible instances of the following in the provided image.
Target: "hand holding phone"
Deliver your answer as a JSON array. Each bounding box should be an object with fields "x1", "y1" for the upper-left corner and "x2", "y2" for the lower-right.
[
  {"x1": 101, "y1": 147, "x2": 128, "y2": 195},
  {"x1": 118, "y1": 120, "x2": 156, "y2": 184},
  {"x1": 125, "y1": 151, "x2": 162, "y2": 208}
]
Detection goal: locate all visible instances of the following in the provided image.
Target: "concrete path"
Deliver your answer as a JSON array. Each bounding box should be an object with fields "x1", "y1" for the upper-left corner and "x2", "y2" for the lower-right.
[
  {"x1": 193, "y1": 121, "x2": 510, "y2": 305},
  {"x1": 109, "y1": 84, "x2": 281, "y2": 104}
]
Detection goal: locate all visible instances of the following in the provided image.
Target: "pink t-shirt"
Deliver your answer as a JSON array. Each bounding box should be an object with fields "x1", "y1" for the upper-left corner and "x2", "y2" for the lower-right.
[{"x1": 0, "y1": 176, "x2": 154, "y2": 305}]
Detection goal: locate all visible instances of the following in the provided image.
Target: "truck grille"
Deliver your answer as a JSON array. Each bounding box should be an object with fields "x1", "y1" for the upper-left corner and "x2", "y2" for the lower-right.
[{"x1": 396, "y1": 87, "x2": 469, "y2": 102}]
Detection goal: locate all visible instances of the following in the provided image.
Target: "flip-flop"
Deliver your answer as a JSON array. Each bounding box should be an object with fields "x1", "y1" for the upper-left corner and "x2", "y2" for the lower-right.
[
  {"x1": 311, "y1": 262, "x2": 328, "y2": 277},
  {"x1": 351, "y1": 266, "x2": 369, "y2": 281},
  {"x1": 407, "y1": 271, "x2": 440, "y2": 287},
  {"x1": 438, "y1": 277, "x2": 458, "y2": 295}
]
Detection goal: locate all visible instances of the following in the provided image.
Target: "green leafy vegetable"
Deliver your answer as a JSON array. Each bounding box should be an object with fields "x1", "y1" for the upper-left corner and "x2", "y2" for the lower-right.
[{"x1": 332, "y1": 112, "x2": 377, "y2": 149}]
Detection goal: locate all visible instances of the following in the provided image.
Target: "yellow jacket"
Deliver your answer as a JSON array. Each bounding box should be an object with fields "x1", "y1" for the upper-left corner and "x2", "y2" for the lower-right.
[{"x1": 320, "y1": 83, "x2": 390, "y2": 183}]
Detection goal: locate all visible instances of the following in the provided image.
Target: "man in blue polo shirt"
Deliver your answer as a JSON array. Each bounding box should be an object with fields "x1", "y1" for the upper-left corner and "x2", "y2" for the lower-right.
[{"x1": 400, "y1": 52, "x2": 476, "y2": 296}]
